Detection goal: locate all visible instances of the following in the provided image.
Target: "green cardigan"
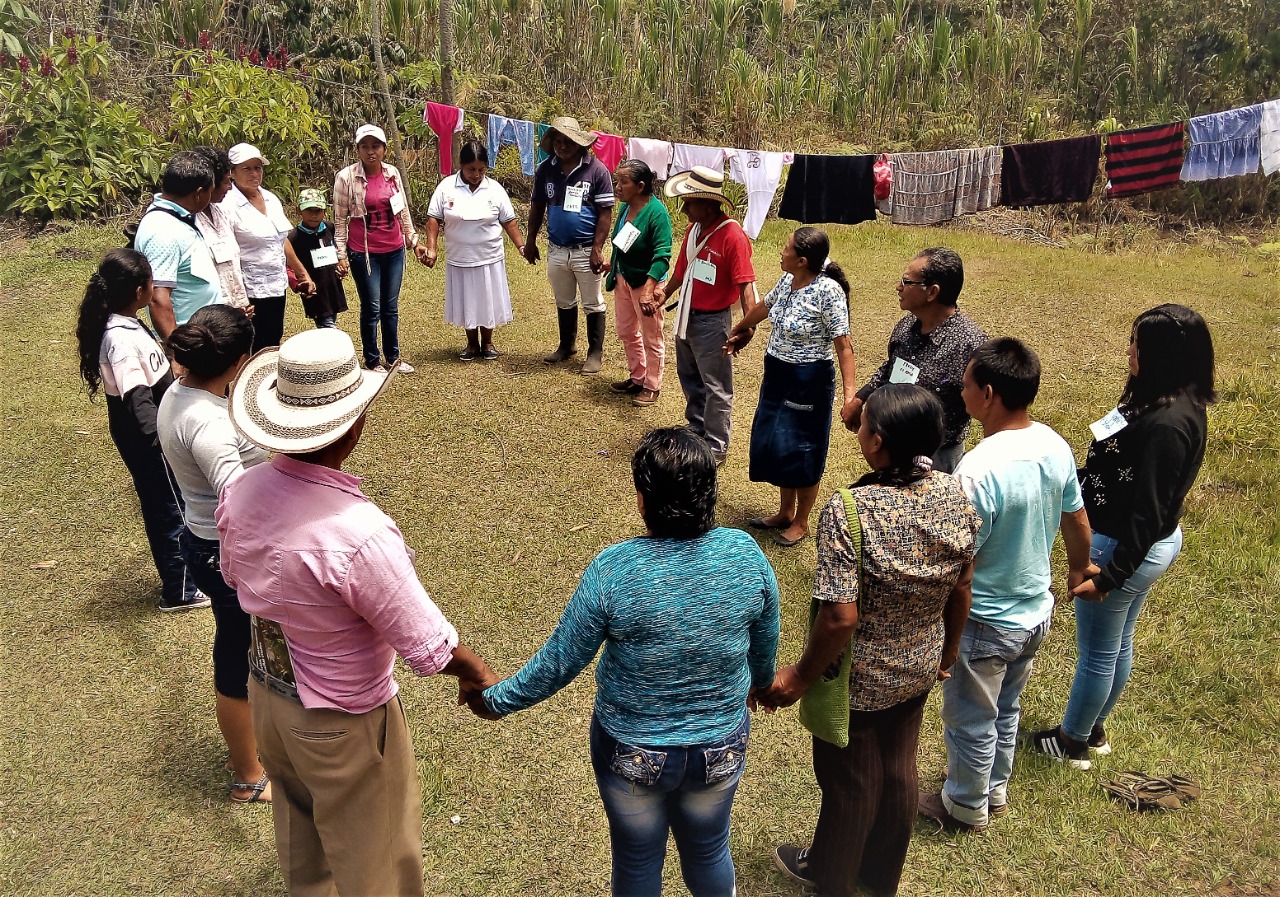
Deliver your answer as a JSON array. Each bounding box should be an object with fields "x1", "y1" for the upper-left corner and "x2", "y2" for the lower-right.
[{"x1": 606, "y1": 195, "x2": 673, "y2": 290}]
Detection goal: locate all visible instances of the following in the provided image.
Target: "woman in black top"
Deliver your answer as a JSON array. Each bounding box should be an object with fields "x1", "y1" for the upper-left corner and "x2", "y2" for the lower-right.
[{"x1": 1032, "y1": 304, "x2": 1215, "y2": 768}]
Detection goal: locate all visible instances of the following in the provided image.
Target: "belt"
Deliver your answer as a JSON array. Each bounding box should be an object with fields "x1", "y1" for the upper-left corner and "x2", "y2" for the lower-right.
[{"x1": 690, "y1": 306, "x2": 732, "y2": 315}]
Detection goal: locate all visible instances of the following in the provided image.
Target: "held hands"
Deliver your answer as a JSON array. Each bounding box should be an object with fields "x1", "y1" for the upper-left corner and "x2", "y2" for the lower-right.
[
  {"x1": 295, "y1": 277, "x2": 316, "y2": 297},
  {"x1": 590, "y1": 246, "x2": 606, "y2": 274},
  {"x1": 423, "y1": 248, "x2": 439, "y2": 268},
  {"x1": 456, "y1": 665, "x2": 503, "y2": 721},
  {"x1": 750, "y1": 665, "x2": 809, "y2": 712},
  {"x1": 722, "y1": 326, "x2": 755, "y2": 357},
  {"x1": 336, "y1": 258, "x2": 350, "y2": 278},
  {"x1": 1069, "y1": 571, "x2": 1107, "y2": 603},
  {"x1": 839, "y1": 398, "x2": 859, "y2": 430},
  {"x1": 638, "y1": 286, "x2": 658, "y2": 317},
  {"x1": 413, "y1": 243, "x2": 430, "y2": 265},
  {"x1": 653, "y1": 283, "x2": 667, "y2": 306},
  {"x1": 522, "y1": 241, "x2": 541, "y2": 264}
]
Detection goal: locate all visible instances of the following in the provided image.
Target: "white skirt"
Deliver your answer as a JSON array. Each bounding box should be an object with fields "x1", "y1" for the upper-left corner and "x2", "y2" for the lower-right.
[{"x1": 444, "y1": 259, "x2": 514, "y2": 330}]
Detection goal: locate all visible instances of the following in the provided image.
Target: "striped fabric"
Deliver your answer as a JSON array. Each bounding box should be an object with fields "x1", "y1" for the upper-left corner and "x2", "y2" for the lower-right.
[{"x1": 1105, "y1": 122, "x2": 1186, "y2": 198}]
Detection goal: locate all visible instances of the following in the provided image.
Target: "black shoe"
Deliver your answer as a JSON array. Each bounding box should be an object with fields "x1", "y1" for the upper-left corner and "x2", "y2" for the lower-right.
[
  {"x1": 772, "y1": 844, "x2": 815, "y2": 889},
  {"x1": 1088, "y1": 724, "x2": 1112, "y2": 755},
  {"x1": 610, "y1": 378, "x2": 643, "y2": 394},
  {"x1": 158, "y1": 590, "x2": 211, "y2": 613},
  {"x1": 1028, "y1": 726, "x2": 1091, "y2": 770}
]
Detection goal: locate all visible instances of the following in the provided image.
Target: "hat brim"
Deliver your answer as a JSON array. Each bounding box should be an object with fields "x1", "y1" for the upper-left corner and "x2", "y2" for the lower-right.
[
  {"x1": 229, "y1": 348, "x2": 398, "y2": 454},
  {"x1": 539, "y1": 127, "x2": 599, "y2": 154},
  {"x1": 663, "y1": 171, "x2": 734, "y2": 208}
]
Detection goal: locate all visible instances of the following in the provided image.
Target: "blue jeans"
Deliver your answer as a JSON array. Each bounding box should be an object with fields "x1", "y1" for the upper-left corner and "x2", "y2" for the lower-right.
[
  {"x1": 1061, "y1": 528, "x2": 1183, "y2": 742},
  {"x1": 941, "y1": 617, "x2": 1051, "y2": 825},
  {"x1": 590, "y1": 713, "x2": 749, "y2": 897},
  {"x1": 349, "y1": 247, "x2": 404, "y2": 367}
]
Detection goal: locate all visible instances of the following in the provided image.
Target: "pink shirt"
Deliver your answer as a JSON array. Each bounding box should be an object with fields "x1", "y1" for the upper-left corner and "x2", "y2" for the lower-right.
[
  {"x1": 347, "y1": 170, "x2": 406, "y2": 255},
  {"x1": 217, "y1": 455, "x2": 458, "y2": 713}
]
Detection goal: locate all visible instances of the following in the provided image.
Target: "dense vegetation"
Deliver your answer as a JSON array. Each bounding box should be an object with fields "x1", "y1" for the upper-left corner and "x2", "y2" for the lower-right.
[{"x1": 3, "y1": 0, "x2": 1278, "y2": 220}]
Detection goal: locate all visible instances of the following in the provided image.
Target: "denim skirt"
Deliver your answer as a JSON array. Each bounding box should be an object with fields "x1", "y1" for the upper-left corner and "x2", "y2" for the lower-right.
[{"x1": 749, "y1": 352, "x2": 836, "y2": 488}]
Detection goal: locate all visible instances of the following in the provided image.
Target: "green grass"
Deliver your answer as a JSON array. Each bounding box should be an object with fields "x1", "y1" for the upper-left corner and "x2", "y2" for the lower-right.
[{"x1": 1, "y1": 218, "x2": 1278, "y2": 896}]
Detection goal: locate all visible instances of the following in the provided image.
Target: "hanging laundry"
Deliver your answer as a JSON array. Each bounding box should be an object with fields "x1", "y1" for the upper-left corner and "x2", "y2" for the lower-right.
[
  {"x1": 778, "y1": 154, "x2": 878, "y2": 226},
  {"x1": 1001, "y1": 136, "x2": 1101, "y2": 206},
  {"x1": 1181, "y1": 104, "x2": 1263, "y2": 181},
  {"x1": 486, "y1": 114, "x2": 537, "y2": 176},
  {"x1": 1104, "y1": 122, "x2": 1186, "y2": 199},
  {"x1": 425, "y1": 102, "x2": 465, "y2": 176},
  {"x1": 535, "y1": 124, "x2": 552, "y2": 165},
  {"x1": 888, "y1": 147, "x2": 1001, "y2": 225},
  {"x1": 727, "y1": 149, "x2": 793, "y2": 239},
  {"x1": 1259, "y1": 100, "x2": 1280, "y2": 176},
  {"x1": 589, "y1": 131, "x2": 627, "y2": 172},
  {"x1": 671, "y1": 144, "x2": 725, "y2": 176},
  {"x1": 627, "y1": 137, "x2": 674, "y2": 179}
]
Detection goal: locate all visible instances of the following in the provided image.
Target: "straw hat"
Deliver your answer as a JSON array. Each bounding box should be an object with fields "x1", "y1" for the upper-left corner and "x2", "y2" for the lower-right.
[
  {"x1": 539, "y1": 116, "x2": 599, "y2": 154},
  {"x1": 229, "y1": 329, "x2": 397, "y2": 454},
  {"x1": 663, "y1": 165, "x2": 734, "y2": 208}
]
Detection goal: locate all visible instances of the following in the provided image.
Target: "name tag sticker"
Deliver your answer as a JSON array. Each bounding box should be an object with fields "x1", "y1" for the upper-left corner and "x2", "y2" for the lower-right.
[
  {"x1": 208, "y1": 240, "x2": 235, "y2": 264},
  {"x1": 889, "y1": 356, "x2": 921, "y2": 384},
  {"x1": 563, "y1": 185, "x2": 585, "y2": 213},
  {"x1": 389, "y1": 191, "x2": 406, "y2": 215},
  {"x1": 1089, "y1": 408, "x2": 1128, "y2": 441},
  {"x1": 613, "y1": 221, "x2": 641, "y2": 252},
  {"x1": 692, "y1": 258, "x2": 717, "y2": 285},
  {"x1": 311, "y1": 245, "x2": 339, "y2": 268},
  {"x1": 189, "y1": 247, "x2": 218, "y2": 285}
]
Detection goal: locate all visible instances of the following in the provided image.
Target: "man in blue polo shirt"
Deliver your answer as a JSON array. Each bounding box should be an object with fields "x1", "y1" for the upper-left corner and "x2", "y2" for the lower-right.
[
  {"x1": 524, "y1": 117, "x2": 615, "y2": 375},
  {"x1": 137, "y1": 151, "x2": 223, "y2": 340}
]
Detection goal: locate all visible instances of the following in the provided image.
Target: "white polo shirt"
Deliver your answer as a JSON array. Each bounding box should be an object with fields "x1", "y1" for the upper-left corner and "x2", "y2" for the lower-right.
[
  {"x1": 426, "y1": 174, "x2": 516, "y2": 267},
  {"x1": 100, "y1": 314, "x2": 171, "y2": 398},
  {"x1": 220, "y1": 183, "x2": 292, "y2": 297}
]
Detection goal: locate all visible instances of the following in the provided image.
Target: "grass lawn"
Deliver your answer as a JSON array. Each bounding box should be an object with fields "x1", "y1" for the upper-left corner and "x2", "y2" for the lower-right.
[{"x1": 1, "y1": 217, "x2": 1278, "y2": 897}]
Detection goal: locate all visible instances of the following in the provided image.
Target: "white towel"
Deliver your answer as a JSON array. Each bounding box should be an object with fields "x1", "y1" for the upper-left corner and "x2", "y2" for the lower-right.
[{"x1": 627, "y1": 138, "x2": 674, "y2": 179}]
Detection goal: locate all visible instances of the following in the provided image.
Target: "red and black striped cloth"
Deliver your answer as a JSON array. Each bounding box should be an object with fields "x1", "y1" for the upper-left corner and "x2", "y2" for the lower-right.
[{"x1": 1104, "y1": 122, "x2": 1186, "y2": 198}]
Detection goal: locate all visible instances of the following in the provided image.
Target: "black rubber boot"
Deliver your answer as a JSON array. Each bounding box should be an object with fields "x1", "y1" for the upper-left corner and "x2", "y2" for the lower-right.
[
  {"x1": 543, "y1": 307, "x2": 579, "y2": 364},
  {"x1": 581, "y1": 310, "x2": 606, "y2": 374}
]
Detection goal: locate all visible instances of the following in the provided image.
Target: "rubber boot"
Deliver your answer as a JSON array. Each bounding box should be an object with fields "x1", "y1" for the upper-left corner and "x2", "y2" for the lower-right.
[
  {"x1": 581, "y1": 311, "x2": 606, "y2": 375},
  {"x1": 543, "y1": 307, "x2": 579, "y2": 364}
]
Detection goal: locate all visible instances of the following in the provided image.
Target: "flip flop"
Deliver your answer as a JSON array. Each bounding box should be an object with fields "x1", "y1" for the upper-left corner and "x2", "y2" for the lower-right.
[
  {"x1": 230, "y1": 770, "x2": 271, "y2": 804},
  {"x1": 773, "y1": 530, "x2": 809, "y2": 547}
]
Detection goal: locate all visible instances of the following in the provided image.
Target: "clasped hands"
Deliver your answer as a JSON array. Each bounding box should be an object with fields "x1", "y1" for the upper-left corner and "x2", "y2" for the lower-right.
[
  {"x1": 1065, "y1": 563, "x2": 1105, "y2": 602},
  {"x1": 456, "y1": 670, "x2": 503, "y2": 721},
  {"x1": 747, "y1": 665, "x2": 808, "y2": 713}
]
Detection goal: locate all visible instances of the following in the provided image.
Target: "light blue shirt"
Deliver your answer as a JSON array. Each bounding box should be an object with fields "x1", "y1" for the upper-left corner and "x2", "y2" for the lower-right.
[
  {"x1": 484, "y1": 527, "x2": 780, "y2": 746},
  {"x1": 954, "y1": 422, "x2": 1083, "y2": 630},
  {"x1": 1180, "y1": 104, "x2": 1263, "y2": 182},
  {"x1": 135, "y1": 196, "x2": 223, "y2": 325}
]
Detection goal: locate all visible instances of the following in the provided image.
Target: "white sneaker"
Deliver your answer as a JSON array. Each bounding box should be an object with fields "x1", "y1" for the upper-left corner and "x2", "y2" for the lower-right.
[{"x1": 395, "y1": 360, "x2": 415, "y2": 373}]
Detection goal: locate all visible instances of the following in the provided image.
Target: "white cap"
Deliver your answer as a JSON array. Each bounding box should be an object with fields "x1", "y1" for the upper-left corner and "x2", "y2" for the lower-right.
[
  {"x1": 228, "y1": 143, "x2": 268, "y2": 166},
  {"x1": 354, "y1": 124, "x2": 388, "y2": 146}
]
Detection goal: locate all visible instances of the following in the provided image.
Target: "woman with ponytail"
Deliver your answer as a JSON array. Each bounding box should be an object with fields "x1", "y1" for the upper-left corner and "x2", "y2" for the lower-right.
[
  {"x1": 158, "y1": 305, "x2": 272, "y2": 803},
  {"x1": 725, "y1": 226, "x2": 859, "y2": 547},
  {"x1": 75, "y1": 249, "x2": 208, "y2": 612},
  {"x1": 758, "y1": 384, "x2": 979, "y2": 897}
]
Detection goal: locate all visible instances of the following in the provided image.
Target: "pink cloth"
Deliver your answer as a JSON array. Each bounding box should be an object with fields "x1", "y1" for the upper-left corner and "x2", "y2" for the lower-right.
[
  {"x1": 614, "y1": 278, "x2": 665, "y2": 390},
  {"x1": 347, "y1": 170, "x2": 405, "y2": 254},
  {"x1": 425, "y1": 102, "x2": 465, "y2": 175},
  {"x1": 217, "y1": 455, "x2": 459, "y2": 713},
  {"x1": 592, "y1": 131, "x2": 627, "y2": 173}
]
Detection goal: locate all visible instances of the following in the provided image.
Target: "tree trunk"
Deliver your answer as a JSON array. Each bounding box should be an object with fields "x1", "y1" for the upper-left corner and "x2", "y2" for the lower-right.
[
  {"x1": 369, "y1": 0, "x2": 404, "y2": 161},
  {"x1": 439, "y1": 0, "x2": 455, "y2": 105}
]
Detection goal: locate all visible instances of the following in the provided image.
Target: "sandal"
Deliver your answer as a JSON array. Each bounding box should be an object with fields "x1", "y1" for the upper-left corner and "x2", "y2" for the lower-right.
[{"x1": 230, "y1": 770, "x2": 271, "y2": 804}]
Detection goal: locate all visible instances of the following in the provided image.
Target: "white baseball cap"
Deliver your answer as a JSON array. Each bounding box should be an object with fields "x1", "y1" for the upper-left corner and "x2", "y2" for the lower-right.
[
  {"x1": 228, "y1": 143, "x2": 268, "y2": 166},
  {"x1": 354, "y1": 124, "x2": 388, "y2": 146}
]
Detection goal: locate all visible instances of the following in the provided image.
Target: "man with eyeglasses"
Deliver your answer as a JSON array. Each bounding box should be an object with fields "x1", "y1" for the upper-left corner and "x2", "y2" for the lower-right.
[{"x1": 847, "y1": 247, "x2": 987, "y2": 473}]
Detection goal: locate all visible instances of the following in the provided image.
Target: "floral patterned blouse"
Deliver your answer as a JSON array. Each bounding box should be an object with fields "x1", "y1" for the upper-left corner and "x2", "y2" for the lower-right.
[
  {"x1": 762, "y1": 272, "x2": 851, "y2": 363},
  {"x1": 814, "y1": 472, "x2": 980, "y2": 711}
]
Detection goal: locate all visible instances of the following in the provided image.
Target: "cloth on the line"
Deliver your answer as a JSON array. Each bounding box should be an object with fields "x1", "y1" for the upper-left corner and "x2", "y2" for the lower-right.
[
  {"x1": 628, "y1": 137, "x2": 674, "y2": 179},
  {"x1": 486, "y1": 114, "x2": 537, "y2": 176},
  {"x1": 424, "y1": 102, "x2": 465, "y2": 176},
  {"x1": 1000, "y1": 136, "x2": 1101, "y2": 207},
  {"x1": 671, "y1": 144, "x2": 726, "y2": 175},
  {"x1": 1104, "y1": 122, "x2": 1186, "y2": 198},
  {"x1": 778, "y1": 154, "x2": 877, "y2": 226},
  {"x1": 535, "y1": 123, "x2": 551, "y2": 166},
  {"x1": 728, "y1": 149, "x2": 792, "y2": 239},
  {"x1": 1181, "y1": 104, "x2": 1263, "y2": 181},
  {"x1": 591, "y1": 131, "x2": 627, "y2": 172},
  {"x1": 887, "y1": 147, "x2": 1001, "y2": 225},
  {"x1": 1258, "y1": 100, "x2": 1280, "y2": 176}
]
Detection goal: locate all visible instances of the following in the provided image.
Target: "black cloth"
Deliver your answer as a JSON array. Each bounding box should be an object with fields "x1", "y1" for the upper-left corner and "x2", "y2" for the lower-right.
[
  {"x1": 180, "y1": 530, "x2": 251, "y2": 699},
  {"x1": 778, "y1": 154, "x2": 877, "y2": 225},
  {"x1": 749, "y1": 353, "x2": 836, "y2": 488},
  {"x1": 1078, "y1": 393, "x2": 1208, "y2": 592},
  {"x1": 106, "y1": 370, "x2": 174, "y2": 450},
  {"x1": 287, "y1": 223, "x2": 350, "y2": 321},
  {"x1": 1000, "y1": 135, "x2": 1102, "y2": 207},
  {"x1": 249, "y1": 295, "x2": 286, "y2": 352}
]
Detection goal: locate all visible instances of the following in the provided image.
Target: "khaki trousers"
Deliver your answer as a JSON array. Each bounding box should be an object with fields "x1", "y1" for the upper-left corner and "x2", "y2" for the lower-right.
[{"x1": 249, "y1": 679, "x2": 425, "y2": 897}]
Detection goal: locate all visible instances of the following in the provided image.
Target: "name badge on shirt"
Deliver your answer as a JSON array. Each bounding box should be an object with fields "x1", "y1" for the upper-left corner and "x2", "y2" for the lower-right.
[
  {"x1": 692, "y1": 258, "x2": 718, "y2": 285},
  {"x1": 889, "y1": 356, "x2": 921, "y2": 384},
  {"x1": 208, "y1": 239, "x2": 235, "y2": 264},
  {"x1": 613, "y1": 221, "x2": 641, "y2": 252},
  {"x1": 563, "y1": 184, "x2": 586, "y2": 213},
  {"x1": 1089, "y1": 407, "x2": 1128, "y2": 442},
  {"x1": 389, "y1": 190, "x2": 406, "y2": 215},
  {"x1": 189, "y1": 247, "x2": 218, "y2": 285},
  {"x1": 311, "y1": 245, "x2": 339, "y2": 268},
  {"x1": 269, "y1": 207, "x2": 293, "y2": 234}
]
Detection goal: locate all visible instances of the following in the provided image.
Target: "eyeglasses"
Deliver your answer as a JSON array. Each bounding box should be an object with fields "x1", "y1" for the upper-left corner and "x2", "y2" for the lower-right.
[{"x1": 899, "y1": 277, "x2": 929, "y2": 287}]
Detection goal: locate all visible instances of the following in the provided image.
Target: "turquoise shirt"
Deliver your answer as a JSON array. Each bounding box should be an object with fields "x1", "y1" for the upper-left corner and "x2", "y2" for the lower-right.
[{"x1": 134, "y1": 196, "x2": 223, "y2": 325}]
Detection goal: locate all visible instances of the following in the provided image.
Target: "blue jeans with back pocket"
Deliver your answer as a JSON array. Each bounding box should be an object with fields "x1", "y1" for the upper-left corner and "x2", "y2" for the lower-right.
[{"x1": 590, "y1": 712, "x2": 749, "y2": 897}]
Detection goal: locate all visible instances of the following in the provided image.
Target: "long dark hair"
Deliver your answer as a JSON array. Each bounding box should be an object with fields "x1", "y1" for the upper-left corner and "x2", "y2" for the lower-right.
[
  {"x1": 76, "y1": 249, "x2": 153, "y2": 398},
  {"x1": 793, "y1": 226, "x2": 850, "y2": 298},
  {"x1": 631, "y1": 427, "x2": 717, "y2": 539},
  {"x1": 1120, "y1": 304, "x2": 1217, "y2": 413},
  {"x1": 166, "y1": 305, "x2": 255, "y2": 380},
  {"x1": 853, "y1": 384, "x2": 945, "y2": 488}
]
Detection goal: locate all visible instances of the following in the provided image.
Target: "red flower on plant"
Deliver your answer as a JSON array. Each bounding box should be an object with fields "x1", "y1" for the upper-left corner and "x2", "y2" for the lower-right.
[
  {"x1": 205, "y1": 50, "x2": 214, "y2": 64},
  {"x1": 248, "y1": 47, "x2": 260, "y2": 65},
  {"x1": 178, "y1": 36, "x2": 187, "y2": 48},
  {"x1": 39, "y1": 55, "x2": 54, "y2": 77},
  {"x1": 236, "y1": 44, "x2": 246, "y2": 60},
  {"x1": 67, "y1": 44, "x2": 79, "y2": 64},
  {"x1": 184, "y1": 89, "x2": 192, "y2": 103},
  {"x1": 63, "y1": 26, "x2": 77, "y2": 39},
  {"x1": 18, "y1": 54, "x2": 30, "y2": 73},
  {"x1": 198, "y1": 31, "x2": 210, "y2": 50},
  {"x1": 22, "y1": 77, "x2": 30, "y2": 89},
  {"x1": 0, "y1": 52, "x2": 9, "y2": 68}
]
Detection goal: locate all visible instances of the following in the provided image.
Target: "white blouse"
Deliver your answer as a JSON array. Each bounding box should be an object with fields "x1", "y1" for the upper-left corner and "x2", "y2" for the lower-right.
[
  {"x1": 220, "y1": 184, "x2": 292, "y2": 297},
  {"x1": 426, "y1": 174, "x2": 516, "y2": 267}
]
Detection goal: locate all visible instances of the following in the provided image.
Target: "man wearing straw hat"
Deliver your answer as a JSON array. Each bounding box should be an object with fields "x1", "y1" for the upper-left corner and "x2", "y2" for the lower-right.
[
  {"x1": 655, "y1": 166, "x2": 758, "y2": 465},
  {"x1": 525, "y1": 116, "x2": 616, "y2": 374},
  {"x1": 217, "y1": 328, "x2": 497, "y2": 897}
]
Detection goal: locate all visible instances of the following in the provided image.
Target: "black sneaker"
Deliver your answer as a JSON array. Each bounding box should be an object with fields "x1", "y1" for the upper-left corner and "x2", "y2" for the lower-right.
[
  {"x1": 1028, "y1": 727, "x2": 1091, "y2": 770},
  {"x1": 158, "y1": 590, "x2": 211, "y2": 613},
  {"x1": 1088, "y1": 724, "x2": 1112, "y2": 756},
  {"x1": 773, "y1": 844, "x2": 815, "y2": 889}
]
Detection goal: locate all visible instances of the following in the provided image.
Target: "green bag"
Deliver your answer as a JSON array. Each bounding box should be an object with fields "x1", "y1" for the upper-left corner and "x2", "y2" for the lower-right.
[{"x1": 797, "y1": 487, "x2": 862, "y2": 748}]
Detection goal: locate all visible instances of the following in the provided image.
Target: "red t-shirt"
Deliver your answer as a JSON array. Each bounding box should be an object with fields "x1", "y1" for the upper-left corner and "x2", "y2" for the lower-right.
[
  {"x1": 668, "y1": 215, "x2": 756, "y2": 311},
  {"x1": 347, "y1": 171, "x2": 405, "y2": 254}
]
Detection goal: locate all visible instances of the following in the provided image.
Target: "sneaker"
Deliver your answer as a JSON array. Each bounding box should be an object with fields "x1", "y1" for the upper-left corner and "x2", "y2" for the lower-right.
[
  {"x1": 459, "y1": 348, "x2": 480, "y2": 362},
  {"x1": 772, "y1": 844, "x2": 815, "y2": 889},
  {"x1": 158, "y1": 590, "x2": 211, "y2": 613},
  {"x1": 480, "y1": 346, "x2": 499, "y2": 360},
  {"x1": 1028, "y1": 726, "x2": 1091, "y2": 770},
  {"x1": 1088, "y1": 724, "x2": 1112, "y2": 756},
  {"x1": 367, "y1": 362, "x2": 388, "y2": 373},
  {"x1": 917, "y1": 791, "x2": 988, "y2": 833},
  {"x1": 632, "y1": 388, "x2": 660, "y2": 407},
  {"x1": 394, "y1": 360, "x2": 415, "y2": 373},
  {"x1": 610, "y1": 378, "x2": 643, "y2": 394}
]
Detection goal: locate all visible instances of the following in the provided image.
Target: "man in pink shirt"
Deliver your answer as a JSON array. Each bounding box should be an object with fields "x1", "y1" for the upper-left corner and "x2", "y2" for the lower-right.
[{"x1": 219, "y1": 328, "x2": 495, "y2": 897}]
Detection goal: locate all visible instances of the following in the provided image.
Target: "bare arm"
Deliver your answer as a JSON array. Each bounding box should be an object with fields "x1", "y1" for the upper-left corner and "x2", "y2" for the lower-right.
[
  {"x1": 590, "y1": 205, "x2": 613, "y2": 273},
  {"x1": 501, "y1": 217, "x2": 526, "y2": 252},
  {"x1": 834, "y1": 334, "x2": 859, "y2": 427},
  {"x1": 939, "y1": 560, "x2": 974, "y2": 679},
  {"x1": 757, "y1": 602, "x2": 859, "y2": 709},
  {"x1": 1060, "y1": 507, "x2": 1099, "y2": 596},
  {"x1": 424, "y1": 217, "x2": 441, "y2": 267},
  {"x1": 523, "y1": 199, "x2": 545, "y2": 263},
  {"x1": 149, "y1": 287, "x2": 177, "y2": 341},
  {"x1": 282, "y1": 239, "x2": 315, "y2": 295}
]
